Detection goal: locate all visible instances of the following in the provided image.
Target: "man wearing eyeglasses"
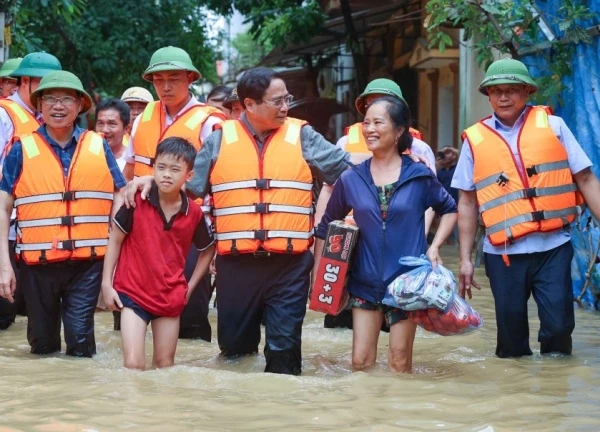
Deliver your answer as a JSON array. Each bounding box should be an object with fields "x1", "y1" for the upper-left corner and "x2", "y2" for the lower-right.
[
  {"x1": 0, "y1": 70, "x2": 126, "y2": 357},
  {"x1": 125, "y1": 67, "x2": 360, "y2": 375},
  {"x1": 120, "y1": 46, "x2": 226, "y2": 342},
  {"x1": 0, "y1": 52, "x2": 62, "y2": 331}
]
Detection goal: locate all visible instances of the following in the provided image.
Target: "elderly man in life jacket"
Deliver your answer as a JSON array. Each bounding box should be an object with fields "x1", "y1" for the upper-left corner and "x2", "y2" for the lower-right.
[
  {"x1": 453, "y1": 58, "x2": 600, "y2": 358},
  {"x1": 0, "y1": 52, "x2": 62, "y2": 331},
  {"x1": 125, "y1": 67, "x2": 376, "y2": 375},
  {"x1": 119, "y1": 46, "x2": 226, "y2": 341},
  {"x1": 0, "y1": 70, "x2": 126, "y2": 356}
]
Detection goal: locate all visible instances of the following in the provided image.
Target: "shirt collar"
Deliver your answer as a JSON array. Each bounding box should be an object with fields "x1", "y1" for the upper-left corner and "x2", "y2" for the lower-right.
[
  {"x1": 239, "y1": 113, "x2": 277, "y2": 144},
  {"x1": 492, "y1": 106, "x2": 530, "y2": 131},
  {"x1": 9, "y1": 92, "x2": 35, "y2": 114},
  {"x1": 162, "y1": 93, "x2": 200, "y2": 122},
  {"x1": 36, "y1": 124, "x2": 84, "y2": 148},
  {"x1": 148, "y1": 183, "x2": 190, "y2": 216}
]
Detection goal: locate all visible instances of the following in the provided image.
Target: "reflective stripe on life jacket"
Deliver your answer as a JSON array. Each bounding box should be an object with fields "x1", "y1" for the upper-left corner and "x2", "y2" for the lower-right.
[
  {"x1": 13, "y1": 131, "x2": 114, "y2": 264},
  {"x1": 132, "y1": 100, "x2": 226, "y2": 177},
  {"x1": 0, "y1": 99, "x2": 41, "y2": 157},
  {"x1": 209, "y1": 118, "x2": 314, "y2": 255},
  {"x1": 344, "y1": 122, "x2": 423, "y2": 154},
  {"x1": 466, "y1": 106, "x2": 583, "y2": 246}
]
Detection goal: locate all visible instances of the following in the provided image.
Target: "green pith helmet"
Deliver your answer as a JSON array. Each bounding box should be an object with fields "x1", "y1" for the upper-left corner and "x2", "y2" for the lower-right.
[
  {"x1": 30, "y1": 70, "x2": 92, "y2": 113},
  {"x1": 478, "y1": 58, "x2": 538, "y2": 95},
  {"x1": 355, "y1": 78, "x2": 405, "y2": 115},
  {"x1": 223, "y1": 86, "x2": 239, "y2": 109},
  {"x1": 0, "y1": 58, "x2": 22, "y2": 79},
  {"x1": 10, "y1": 52, "x2": 62, "y2": 78},
  {"x1": 142, "y1": 46, "x2": 201, "y2": 82}
]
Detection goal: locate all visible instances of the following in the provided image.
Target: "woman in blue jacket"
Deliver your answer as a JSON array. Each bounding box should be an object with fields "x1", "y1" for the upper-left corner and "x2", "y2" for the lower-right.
[{"x1": 314, "y1": 96, "x2": 457, "y2": 373}]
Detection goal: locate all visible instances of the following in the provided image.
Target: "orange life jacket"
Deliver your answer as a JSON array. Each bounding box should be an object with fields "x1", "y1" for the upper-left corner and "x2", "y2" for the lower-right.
[
  {"x1": 122, "y1": 132, "x2": 130, "y2": 147},
  {"x1": 132, "y1": 100, "x2": 226, "y2": 177},
  {"x1": 465, "y1": 106, "x2": 583, "y2": 246},
  {"x1": 344, "y1": 122, "x2": 423, "y2": 154},
  {"x1": 209, "y1": 118, "x2": 314, "y2": 255},
  {"x1": 13, "y1": 131, "x2": 114, "y2": 264},
  {"x1": 0, "y1": 99, "x2": 41, "y2": 157}
]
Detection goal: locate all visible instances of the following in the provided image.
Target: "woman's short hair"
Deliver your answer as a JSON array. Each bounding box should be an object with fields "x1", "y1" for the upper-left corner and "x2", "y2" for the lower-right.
[{"x1": 368, "y1": 96, "x2": 413, "y2": 155}]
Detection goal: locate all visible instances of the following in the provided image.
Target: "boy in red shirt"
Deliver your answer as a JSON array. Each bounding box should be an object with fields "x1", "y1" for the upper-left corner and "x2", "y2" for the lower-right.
[{"x1": 101, "y1": 137, "x2": 215, "y2": 369}]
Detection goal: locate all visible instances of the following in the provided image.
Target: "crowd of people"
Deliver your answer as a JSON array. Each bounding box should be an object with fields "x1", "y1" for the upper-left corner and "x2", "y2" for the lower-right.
[{"x1": 0, "y1": 46, "x2": 599, "y2": 375}]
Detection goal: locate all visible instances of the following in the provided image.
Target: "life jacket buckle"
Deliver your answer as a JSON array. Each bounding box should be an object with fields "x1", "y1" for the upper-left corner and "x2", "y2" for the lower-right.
[
  {"x1": 524, "y1": 188, "x2": 537, "y2": 199},
  {"x1": 254, "y1": 230, "x2": 267, "y2": 241},
  {"x1": 61, "y1": 239, "x2": 75, "y2": 251},
  {"x1": 496, "y1": 173, "x2": 509, "y2": 187},
  {"x1": 60, "y1": 216, "x2": 74, "y2": 226},
  {"x1": 62, "y1": 191, "x2": 74, "y2": 201},
  {"x1": 256, "y1": 179, "x2": 270, "y2": 190},
  {"x1": 255, "y1": 203, "x2": 269, "y2": 214},
  {"x1": 526, "y1": 166, "x2": 537, "y2": 177},
  {"x1": 532, "y1": 210, "x2": 545, "y2": 222}
]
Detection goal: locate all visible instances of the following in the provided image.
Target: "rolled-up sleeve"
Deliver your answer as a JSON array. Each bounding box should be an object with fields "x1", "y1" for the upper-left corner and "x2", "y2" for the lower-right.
[
  {"x1": 187, "y1": 129, "x2": 221, "y2": 199},
  {"x1": 300, "y1": 125, "x2": 350, "y2": 185},
  {"x1": 315, "y1": 177, "x2": 351, "y2": 239},
  {"x1": 426, "y1": 176, "x2": 457, "y2": 216},
  {"x1": 0, "y1": 141, "x2": 23, "y2": 195}
]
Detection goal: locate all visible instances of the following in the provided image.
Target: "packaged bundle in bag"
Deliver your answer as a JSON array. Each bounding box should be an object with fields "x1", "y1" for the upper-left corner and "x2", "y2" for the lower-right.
[
  {"x1": 383, "y1": 255, "x2": 431, "y2": 310},
  {"x1": 384, "y1": 255, "x2": 454, "y2": 311},
  {"x1": 408, "y1": 294, "x2": 483, "y2": 336}
]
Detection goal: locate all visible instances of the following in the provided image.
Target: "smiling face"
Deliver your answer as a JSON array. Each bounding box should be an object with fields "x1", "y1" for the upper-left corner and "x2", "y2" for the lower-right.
[
  {"x1": 487, "y1": 84, "x2": 530, "y2": 126},
  {"x1": 0, "y1": 78, "x2": 18, "y2": 98},
  {"x1": 362, "y1": 102, "x2": 403, "y2": 154},
  {"x1": 96, "y1": 108, "x2": 126, "y2": 151},
  {"x1": 244, "y1": 78, "x2": 290, "y2": 132},
  {"x1": 153, "y1": 153, "x2": 194, "y2": 194},
  {"x1": 39, "y1": 88, "x2": 82, "y2": 130}
]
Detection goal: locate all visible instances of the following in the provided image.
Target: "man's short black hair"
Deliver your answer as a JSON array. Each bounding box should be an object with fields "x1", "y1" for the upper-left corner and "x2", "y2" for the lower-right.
[
  {"x1": 207, "y1": 85, "x2": 232, "y2": 102},
  {"x1": 96, "y1": 98, "x2": 130, "y2": 127},
  {"x1": 237, "y1": 67, "x2": 284, "y2": 109},
  {"x1": 155, "y1": 137, "x2": 197, "y2": 171}
]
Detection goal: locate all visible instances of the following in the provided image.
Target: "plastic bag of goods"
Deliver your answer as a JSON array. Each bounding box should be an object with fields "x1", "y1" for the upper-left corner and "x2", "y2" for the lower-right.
[
  {"x1": 384, "y1": 255, "x2": 454, "y2": 311},
  {"x1": 408, "y1": 294, "x2": 483, "y2": 336}
]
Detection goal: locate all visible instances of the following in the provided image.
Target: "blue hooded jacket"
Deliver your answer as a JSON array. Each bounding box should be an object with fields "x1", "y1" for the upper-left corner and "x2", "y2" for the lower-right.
[{"x1": 316, "y1": 156, "x2": 457, "y2": 304}]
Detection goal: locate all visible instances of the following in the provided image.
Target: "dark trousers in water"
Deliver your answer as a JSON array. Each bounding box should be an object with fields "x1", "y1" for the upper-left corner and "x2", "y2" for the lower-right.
[
  {"x1": 484, "y1": 241, "x2": 575, "y2": 358},
  {"x1": 178, "y1": 246, "x2": 213, "y2": 341},
  {"x1": 113, "y1": 247, "x2": 213, "y2": 342},
  {"x1": 20, "y1": 260, "x2": 102, "y2": 357},
  {"x1": 216, "y1": 251, "x2": 313, "y2": 375},
  {"x1": 0, "y1": 241, "x2": 26, "y2": 330}
]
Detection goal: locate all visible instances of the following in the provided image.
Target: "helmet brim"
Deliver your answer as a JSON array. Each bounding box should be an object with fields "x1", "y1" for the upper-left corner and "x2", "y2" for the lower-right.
[
  {"x1": 30, "y1": 82, "x2": 93, "y2": 114},
  {"x1": 142, "y1": 61, "x2": 201, "y2": 83},
  {"x1": 355, "y1": 88, "x2": 406, "y2": 116},
  {"x1": 10, "y1": 67, "x2": 58, "y2": 79},
  {"x1": 122, "y1": 96, "x2": 151, "y2": 104},
  {"x1": 478, "y1": 75, "x2": 538, "y2": 95}
]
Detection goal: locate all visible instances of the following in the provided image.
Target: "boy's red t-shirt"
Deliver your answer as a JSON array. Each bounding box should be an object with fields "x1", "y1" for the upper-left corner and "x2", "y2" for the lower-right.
[{"x1": 113, "y1": 186, "x2": 213, "y2": 317}]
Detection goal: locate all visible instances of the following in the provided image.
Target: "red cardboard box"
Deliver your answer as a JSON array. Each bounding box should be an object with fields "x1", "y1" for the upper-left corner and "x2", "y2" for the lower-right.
[{"x1": 310, "y1": 220, "x2": 359, "y2": 315}]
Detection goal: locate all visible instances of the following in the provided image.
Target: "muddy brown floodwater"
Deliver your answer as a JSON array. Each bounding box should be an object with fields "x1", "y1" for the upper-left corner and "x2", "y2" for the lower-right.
[{"x1": 1, "y1": 246, "x2": 599, "y2": 431}]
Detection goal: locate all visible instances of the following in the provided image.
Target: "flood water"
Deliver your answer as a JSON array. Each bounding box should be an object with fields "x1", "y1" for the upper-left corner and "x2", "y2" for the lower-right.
[{"x1": 1, "y1": 246, "x2": 599, "y2": 431}]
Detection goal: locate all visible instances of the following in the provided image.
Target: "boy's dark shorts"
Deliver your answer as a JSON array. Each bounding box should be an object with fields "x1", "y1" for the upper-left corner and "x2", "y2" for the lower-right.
[
  {"x1": 347, "y1": 295, "x2": 408, "y2": 327},
  {"x1": 118, "y1": 292, "x2": 160, "y2": 324}
]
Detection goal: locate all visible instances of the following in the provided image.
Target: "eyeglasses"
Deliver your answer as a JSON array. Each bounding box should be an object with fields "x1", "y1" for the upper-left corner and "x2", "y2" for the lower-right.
[
  {"x1": 41, "y1": 95, "x2": 79, "y2": 106},
  {"x1": 259, "y1": 94, "x2": 294, "y2": 108}
]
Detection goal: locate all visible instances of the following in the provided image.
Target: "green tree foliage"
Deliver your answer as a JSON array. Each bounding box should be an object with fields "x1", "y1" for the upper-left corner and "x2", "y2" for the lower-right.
[
  {"x1": 426, "y1": 0, "x2": 594, "y2": 105},
  {"x1": 207, "y1": 0, "x2": 326, "y2": 48},
  {"x1": 10, "y1": 0, "x2": 219, "y2": 97},
  {"x1": 229, "y1": 32, "x2": 272, "y2": 74}
]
